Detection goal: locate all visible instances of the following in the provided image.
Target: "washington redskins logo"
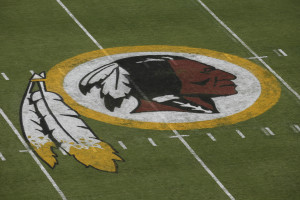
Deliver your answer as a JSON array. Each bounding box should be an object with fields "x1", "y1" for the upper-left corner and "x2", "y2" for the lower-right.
[{"x1": 46, "y1": 46, "x2": 281, "y2": 130}]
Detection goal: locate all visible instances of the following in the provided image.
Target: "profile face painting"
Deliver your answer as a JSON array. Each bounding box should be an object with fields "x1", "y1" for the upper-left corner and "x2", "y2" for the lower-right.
[{"x1": 79, "y1": 55, "x2": 238, "y2": 114}]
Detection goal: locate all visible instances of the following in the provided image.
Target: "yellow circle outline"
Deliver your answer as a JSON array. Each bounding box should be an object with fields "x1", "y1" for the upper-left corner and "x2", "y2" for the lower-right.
[{"x1": 47, "y1": 45, "x2": 281, "y2": 130}]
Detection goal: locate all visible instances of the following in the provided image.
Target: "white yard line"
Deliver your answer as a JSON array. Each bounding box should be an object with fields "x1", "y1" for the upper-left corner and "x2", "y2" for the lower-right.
[
  {"x1": 56, "y1": 2, "x2": 235, "y2": 199},
  {"x1": 59, "y1": 147, "x2": 67, "y2": 155},
  {"x1": 207, "y1": 133, "x2": 216, "y2": 141},
  {"x1": 235, "y1": 130, "x2": 245, "y2": 138},
  {"x1": 273, "y1": 49, "x2": 282, "y2": 56},
  {"x1": 262, "y1": 127, "x2": 275, "y2": 136},
  {"x1": 19, "y1": 150, "x2": 30, "y2": 153},
  {"x1": 294, "y1": 124, "x2": 300, "y2": 132},
  {"x1": 56, "y1": 0, "x2": 103, "y2": 50},
  {"x1": 261, "y1": 128, "x2": 269, "y2": 136},
  {"x1": 195, "y1": 0, "x2": 300, "y2": 101},
  {"x1": 118, "y1": 141, "x2": 127, "y2": 150},
  {"x1": 0, "y1": 108, "x2": 67, "y2": 200},
  {"x1": 0, "y1": 152, "x2": 6, "y2": 161},
  {"x1": 290, "y1": 125, "x2": 298, "y2": 133},
  {"x1": 292, "y1": 124, "x2": 300, "y2": 133},
  {"x1": 278, "y1": 49, "x2": 288, "y2": 56},
  {"x1": 169, "y1": 134, "x2": 189, "y2": 138},
  {"x1": 1, "y1": 72, "x2": 9, "y2": 80},
  {"x1": 173, "y1": 131, "x2": 234, "y2": 199},
  {"x1": 264, "y1": 127, "x2": 275, "y2": 136},
  {"x1": 148, "y1": 138, "x2": 157, "y2": 146},
  {"x1": 247, "y1": 56, "x2": 268, "y2": 60}
]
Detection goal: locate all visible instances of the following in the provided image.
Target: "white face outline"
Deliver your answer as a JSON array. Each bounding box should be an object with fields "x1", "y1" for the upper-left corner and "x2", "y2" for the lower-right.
[{"x1": 63, "y1": 52, "x2": 261, "y2": 123}]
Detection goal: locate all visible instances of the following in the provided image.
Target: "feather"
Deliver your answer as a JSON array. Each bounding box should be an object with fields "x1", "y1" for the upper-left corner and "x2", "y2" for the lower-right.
[
  {"x1": 32, "y1": 80, "x2": 122, "y2": 172},
  {"x1": 20, "y1": 75, "x2": 57, "y2": 167},
  {"x1": 79, "y1": 63, "x2": 132, "y2": 111},
  {"x1": 80, "y1": 63, "x2": 119, "y2": 89},
  {"x1": 100, "y1": 66, "x2": 131, "y2": 98}
]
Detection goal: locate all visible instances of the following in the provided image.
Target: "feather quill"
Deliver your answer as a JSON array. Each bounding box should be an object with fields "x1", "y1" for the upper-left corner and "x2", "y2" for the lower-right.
[
  {"x1": 20, "y1": 74, "x2": 57, "y2": 167},
  {"x1": 31, "y1": 80, "x2": 122, "y2": 172}
]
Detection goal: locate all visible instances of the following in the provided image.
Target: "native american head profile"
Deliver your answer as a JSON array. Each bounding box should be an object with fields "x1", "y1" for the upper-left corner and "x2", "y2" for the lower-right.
[{"x1": 79, "y1": 55, "x2": 238, "y2": 114}]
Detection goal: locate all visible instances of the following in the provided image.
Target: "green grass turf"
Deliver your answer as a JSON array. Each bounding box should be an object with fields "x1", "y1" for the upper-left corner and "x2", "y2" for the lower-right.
[{"x1": 0, "y1": 0, "x2": 299, "y2": 199}]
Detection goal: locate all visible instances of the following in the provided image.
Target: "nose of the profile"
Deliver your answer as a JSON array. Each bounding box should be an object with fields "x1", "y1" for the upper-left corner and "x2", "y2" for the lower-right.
[{"x1": 214, "y1": 70, "x2": 236, "y2": 80}]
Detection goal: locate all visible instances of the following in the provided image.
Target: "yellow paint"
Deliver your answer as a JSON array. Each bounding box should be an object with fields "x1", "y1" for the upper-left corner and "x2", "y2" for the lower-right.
[
  {"x1": 31, "y1": 142, "x2": 57, "y2": 168},
  {"x1": 69, "y1": 142, "x2": 122, "y2": 172},
  {"x1": 31, "y1": 79, "x2": 47, "y2": 82},
  {"x1": 47, "y1": 45, "x2": 281, "y2": 130}
]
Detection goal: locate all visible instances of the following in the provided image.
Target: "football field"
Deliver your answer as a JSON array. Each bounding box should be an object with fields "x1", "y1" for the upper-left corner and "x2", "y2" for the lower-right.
[{"x1": 0, "y1": 0, "x2": 299, "y2": 199}]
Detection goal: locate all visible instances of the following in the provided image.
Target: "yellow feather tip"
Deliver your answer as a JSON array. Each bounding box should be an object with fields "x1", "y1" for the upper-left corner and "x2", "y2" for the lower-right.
[
  {"x1": 69, "y1": 142, "x2": 122, "y2": 172},
  {"x1": 31, "y1": 142, "x2": 57, "y2": 168}
]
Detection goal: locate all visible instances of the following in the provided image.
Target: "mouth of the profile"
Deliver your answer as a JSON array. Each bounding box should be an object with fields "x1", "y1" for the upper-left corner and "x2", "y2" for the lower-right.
[
  {"x1": 191, "y1": 79, "x2": 210, "y2": 85},
  {"x1": 217, "y1": 80, "x2": 236, "y2": 87}
]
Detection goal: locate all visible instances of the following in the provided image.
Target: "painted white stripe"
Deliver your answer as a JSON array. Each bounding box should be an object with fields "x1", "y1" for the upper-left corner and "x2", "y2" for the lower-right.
[
  {"x1": 294, "y1": 124, "x2": 300, "y2": 132},
  {"x1": 273, "y1": 49, "x2": 282, "y2": 56},
  {"x1": 118, "y1": 141, "x2": 127, "y2": 150},
  {"x1": 56, "y1": 2, "x2": 234, "y2": 199},
  {"x1": 195, "y1": 0, "x2": 300, "y2": 101},
  {"x1": 235, "y1": 129, "x2": 245, "y2": 138},
  {"x1": 0, "y1": 108, "x2": 67, "y2": 200},
  {"x1": 247, "y1": 56, "x2": 268, "y2": 60},
  {"x1": 207, "y1": 133, "x2": 216, "y2": 141},
  {"x1": 1, "y1": 72, "x2": 9, "y2": 80},
  {"x1": 56, "y1": 0, "x2": 103, "y2": 50},
  {"x1": 261, "y1": 128, "x2": 269, "y2": 136},
  {"x1": 0, "y1": 152, "x2": 6, "y2": 161},
  {"x1": 264, "y1": 127, "x2": 275, "y2": 136},
  {"x1": 290, "y1": 125, "x2": 298, "y2": 133},
  {"x1": 148, "y1": 138, "x2": 157, "y2": 146},
  {"x1": 19, "y1": 150, "x2": 30, "y2": 153},
  {"x1": 169, "y1": 134, "x2": 189, "y2": 138},
  {"x1": 278, "y1": 49, "x2": 288, "y2": 56},
  {"x1": 59, "y1": 147, "x2": 67, "y2": 155},
  {"x1": 173, "y1": 130, "x2": 234, "y2": 199},
  {"x1": 292, "y1": 124, "x2": 300, "y2": 133},
  {"x1": 30, "y1": 70, "x2": 35, "y2": 75}
]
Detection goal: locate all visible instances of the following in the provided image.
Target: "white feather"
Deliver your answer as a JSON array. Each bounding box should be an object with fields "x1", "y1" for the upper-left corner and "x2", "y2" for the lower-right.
[
  {"x1": 31, "y1": 81, "x2": 122, "y2": 172},
  {"x1": 21, "y1": 81, "x2": 57, "y2": 167},
  {"x1": 80, "y1": 63, "x2": 119, "y2": 86},
  {"x1": 101, "y1": 67, "x2": 131, "y2": 98},
  {"x1": 89, "y1": 63, "x2": 119, "y2": 84},
  {"x1": 79, "y1": 63, "x2": 131, "y2": 99},
  {"x1": 22, "y1": 93, "x2": 52, "y2": 147},
  {"x1": 31, "y1": 91, "x2": 102, "y2": 152},
  {"x1": 20, "y1": 72, "x2": 122, "y2": 171}
]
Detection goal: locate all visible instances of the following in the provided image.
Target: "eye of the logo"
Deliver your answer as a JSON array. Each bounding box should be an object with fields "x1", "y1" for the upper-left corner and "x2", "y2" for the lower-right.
[{"x1": 203, "y1": 67, "x2": 215, "y2": 73}]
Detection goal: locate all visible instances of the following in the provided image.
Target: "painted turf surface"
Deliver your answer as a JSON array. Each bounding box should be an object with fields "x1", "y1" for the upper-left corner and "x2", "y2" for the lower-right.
[{"x1": 0, "y1": 0, "x2": 299, "y2": 199}]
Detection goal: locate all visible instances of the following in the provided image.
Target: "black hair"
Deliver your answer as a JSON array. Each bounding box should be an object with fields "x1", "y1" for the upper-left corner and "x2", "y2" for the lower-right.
[{"x1": 115, "y1": 55, "x2": 184, "y2": 99}]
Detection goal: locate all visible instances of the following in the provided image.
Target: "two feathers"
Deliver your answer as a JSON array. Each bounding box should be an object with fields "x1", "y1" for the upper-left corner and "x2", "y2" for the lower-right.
[{"x1": 21, "y1": 73, "x2": 122, "y2": 172}]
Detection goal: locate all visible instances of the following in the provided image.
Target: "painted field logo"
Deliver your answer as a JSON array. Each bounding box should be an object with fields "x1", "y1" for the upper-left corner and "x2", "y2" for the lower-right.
[{"x1": 47, "y1": 46, "x2": 281, "y2": 130}]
